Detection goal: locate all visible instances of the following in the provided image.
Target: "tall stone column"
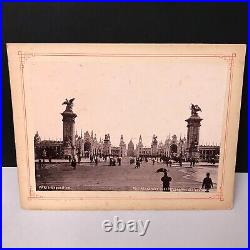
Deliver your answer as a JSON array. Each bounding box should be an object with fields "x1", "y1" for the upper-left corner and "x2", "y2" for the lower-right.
[
  {"x1": 151, "y1": 135, "x2": 158, "y2": 157},
  {"x1": 185, "y1": 104, "x2": 202, "y2": 160},
  {"x1": 61, "y1": 98, "x2": 77, "y2": 158}
]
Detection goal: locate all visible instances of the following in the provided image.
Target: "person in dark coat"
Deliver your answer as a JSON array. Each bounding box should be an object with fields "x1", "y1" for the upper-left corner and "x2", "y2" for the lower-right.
[
  {"x1": 77, "y1": 154, "x2": 81, "y2": 164},
  {"x1": 161, "y1": 172, "x2": 172, "y2": 192},
  {"x1": 117, "y1": 157, "x2": 121, "y2": 166},
  {"x1": 202, "y1": 172, "x2": 213, "y2": 192},
  {"x1": 109, "y1": 157, "x2": 113, "y2": 166},
  {"x1": 135, "y1": 158, "x2": 140, "y2": 168},
  {"x1": 169, "y1": 159, "x2": 172, "y2": 167},
  {"x1": 152, "y1": 159, "x2": 155, "y2": 165},
  {"x1": 190, "y1": 158, "x2": 196, "y2": 167},
  {"x1": 179, "y1": 157, "x2": 182, "y2": 167},
  {"x1": 95, "y1": 157, "x2": 98, "y2": 166},
  {"x1": 71, "y1": 158, "x2": 77, "y2": 170}
]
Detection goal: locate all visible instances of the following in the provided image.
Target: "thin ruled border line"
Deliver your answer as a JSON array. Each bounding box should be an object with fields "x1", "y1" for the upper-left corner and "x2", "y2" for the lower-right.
[
  {"x1": 219, "y1": 54, "x2": 236, "y2": 201},
  {"x1": 18, "y1": 52, "x2": 235, "y2": 201}
]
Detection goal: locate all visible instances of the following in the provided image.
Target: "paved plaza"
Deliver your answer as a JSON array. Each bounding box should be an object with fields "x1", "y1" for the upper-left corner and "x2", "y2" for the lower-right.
[{"x1": 36, "y1": 157, "x2": 218, "y2": 192}]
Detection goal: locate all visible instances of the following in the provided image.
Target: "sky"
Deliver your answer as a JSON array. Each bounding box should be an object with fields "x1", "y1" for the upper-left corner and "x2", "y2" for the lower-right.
[{"x1": 24, "y1": 55, "x2": 228, "y2": 147}]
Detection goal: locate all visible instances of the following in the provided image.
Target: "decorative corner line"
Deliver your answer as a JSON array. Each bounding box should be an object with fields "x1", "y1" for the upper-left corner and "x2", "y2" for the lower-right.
[
  {"x1": 18, "y1": 51, "x2": 35, "y2": 70},
  {"x1": 219, "y1": 187, "x2": 224, "y2": 201},
  {"x1": 29, "y1": 186, "x2": 43, "y2": 199},
  {"x1": 218, "y1": 54, "x2": 236, "y2": 64}
]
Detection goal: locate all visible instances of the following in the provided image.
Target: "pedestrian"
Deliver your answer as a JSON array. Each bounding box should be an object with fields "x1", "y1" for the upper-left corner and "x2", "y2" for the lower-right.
[
  {"x1": 161, "y1": 172, "x2": 172, "y2": 192},
  {"x1": 179, "y1": 158, "x2": 182, "y2": 167},
  {"x1": 95, "y1": 157, "x2": 98, "y2": 166},
  {"x1": 71, "y1": 157, "x2": 77, "y2": 170},
  {"x1": 166, "y1": 158, "x2": 169, "y2": 167},
  {"x1": 152, "y1": 159, "x2": 155, "y2": 165},
  {"x1": 202, "y1": 172, "x2": 213, "y2": 192},
  {"x1": 211, "y1": 157, "x2": 215, "y2": 164},
  {"x1": 118, "y1": 157, "x2": 121, "y2": 166},
  {"x1": 78, "y1": 155, "x2": 81, "y2": 164},
  {"x1": 136, "y1": 158, "x2": 140, "y2": 168},
  {"x1": 169, "y1": 159, "x2": 172, "y2": 167},
  {"x1": 68, "y1": 155, "x2": 72, "y2": 163}
]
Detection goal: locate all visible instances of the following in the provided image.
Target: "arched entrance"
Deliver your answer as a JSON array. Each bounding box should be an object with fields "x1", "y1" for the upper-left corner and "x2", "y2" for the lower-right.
[{"x1": 84, "y1": 141, "x2": 91, "y2": 158}]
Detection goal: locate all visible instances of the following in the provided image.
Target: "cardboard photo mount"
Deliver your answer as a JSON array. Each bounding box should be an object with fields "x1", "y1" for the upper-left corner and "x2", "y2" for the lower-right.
[{"x1": 7, "y1": 44, "x2": 246, "y2": 210}]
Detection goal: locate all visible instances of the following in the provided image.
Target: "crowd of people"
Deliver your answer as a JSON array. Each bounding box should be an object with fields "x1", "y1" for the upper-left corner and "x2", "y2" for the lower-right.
[
  {"x1": 36, "y1": 153, "x2": 214, "y2": 192},
  {"x1": 66, "y1": 154, "x2": 203, "y2": 170}
]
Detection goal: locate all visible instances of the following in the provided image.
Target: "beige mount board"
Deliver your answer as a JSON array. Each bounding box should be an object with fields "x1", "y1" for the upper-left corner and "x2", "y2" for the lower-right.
[{"x1": 7, "y1": 44, "x2": 246, "y2": 210}]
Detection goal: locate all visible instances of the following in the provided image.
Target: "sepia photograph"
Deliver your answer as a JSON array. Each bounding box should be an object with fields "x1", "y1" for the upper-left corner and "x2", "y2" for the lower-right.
[{"x1": 32, "y1": 55, "x2": 224, "y2": 193}]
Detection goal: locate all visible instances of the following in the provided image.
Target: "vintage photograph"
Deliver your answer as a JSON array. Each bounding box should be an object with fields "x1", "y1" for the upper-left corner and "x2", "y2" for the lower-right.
[
  {"x1": 31, "y1": 49, "x2": 225, "y2": 193},
  {"x1": 7, "y1": 44, "x2": 245, "y2": 209}
]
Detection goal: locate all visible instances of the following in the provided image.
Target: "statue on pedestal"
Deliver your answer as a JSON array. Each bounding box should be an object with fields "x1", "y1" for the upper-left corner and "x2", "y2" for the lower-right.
[
  {"x1": 61, "y1": 98, "x2": 77, "y2": 158},
  {"x1": 190, "y1": 104, "x2": 202, "y2": 115},
  {"x1": 185, "y1": 104, "x2": 203, "y2": 161},
  {"x1": 62, "y1": 98, "x2": 75, "y2": 111}
]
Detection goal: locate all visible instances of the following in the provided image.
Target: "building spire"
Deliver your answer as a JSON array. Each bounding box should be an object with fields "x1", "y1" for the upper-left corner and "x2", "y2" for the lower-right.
[{"x1": 139, "y1": 134, "x2": 142, "y2": 143}]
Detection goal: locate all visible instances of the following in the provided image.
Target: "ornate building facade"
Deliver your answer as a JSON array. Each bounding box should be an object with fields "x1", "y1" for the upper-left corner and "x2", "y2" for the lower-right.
[
  {"x1": 135, "y1": 134, "x2": 187, "y2": 159},
  {"x1": 34, "y1": 131, "x2": 64, "y2": 159},
  {"x1": 34, "y1": 101, "x2": 220, "y2": 162},
  {"x1": 75, "y1": 133, "x2": 127, "y2": 157},
  {"x1": 199, "y1": 145, "x2": 220, "y2": 162},
  {"x1": 75, "y1": 130, "x2": 102, "y2": 157}
]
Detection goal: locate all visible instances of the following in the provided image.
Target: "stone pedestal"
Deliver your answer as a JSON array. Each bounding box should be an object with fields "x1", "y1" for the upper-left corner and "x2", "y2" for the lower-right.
[
  {"x1": 185, "y1": 113, "x2": 202, "y2": 160},
  {"x1": 61, "y1": 108, "x2": 77, "y2": 158}
]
